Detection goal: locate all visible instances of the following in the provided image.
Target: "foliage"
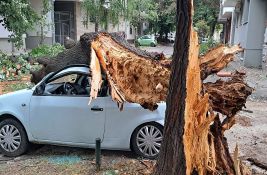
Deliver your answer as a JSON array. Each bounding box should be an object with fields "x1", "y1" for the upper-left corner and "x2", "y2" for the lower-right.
[
  {"x1": 127, "y1": 0, "x2": 175, "y2": 39},
  {"x1": 0, "y1": 0, "x2": 39, "y2": 48},
  {"x1": 156, "y1": 0, "x2": 176, "y2": 40},
  {"x1": 2, "y1": 82, "x2": 33, "y2": 93},
  {"x1": 38, "y1": 0, "x2": 52, "y2": 44},
  {"x1": 193, "y1": 0, "x2": 220, "y2": 38},
  {"x1": 199, "y1": 39, "x2": 219, "y2": 55},
  {"x1": 29, "y1": 44, "x2": 65, "y2": 58},
  {"x1": 195, "y1": 20, "x2": 210, "y2": 38},
  {"x1": 0, "y1": 44, "x2": 63, "y2": 81},
  {"x1": 0, "y1": 52, "x2": 31, "y2": 81},
  {"x1": 82, "y1": 0, "x2": 128, "y2": 31},
  {"x1": 127, "y1": 0, "x2": 159, "y2": 35}
]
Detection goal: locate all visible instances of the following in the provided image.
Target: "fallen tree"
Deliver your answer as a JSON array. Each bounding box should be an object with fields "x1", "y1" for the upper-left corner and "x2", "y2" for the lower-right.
[
  {"x1": 31, "y1": 12, "x2": 252, "y2": 174},
  {"x1": 30, "y1": 33, "x2": 250, "y2": 111}
]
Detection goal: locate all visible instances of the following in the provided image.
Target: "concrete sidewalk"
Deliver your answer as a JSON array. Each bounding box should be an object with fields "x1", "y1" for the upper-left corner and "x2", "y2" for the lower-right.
[{"x1": 205, "y1": 55, "x2": 267, "y2": 102}]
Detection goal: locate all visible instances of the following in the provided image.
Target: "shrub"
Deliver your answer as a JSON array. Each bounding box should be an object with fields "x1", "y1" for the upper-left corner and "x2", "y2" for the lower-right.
[
  {"x1": 0, "y1": 52, "x2": 31, "y2": 81},
  {"x1": 199, "y1": 39, "x2": 219, "y2": 55},
  {"x1": 29, "y1": 43, "x2": 64, "y2": 58}
]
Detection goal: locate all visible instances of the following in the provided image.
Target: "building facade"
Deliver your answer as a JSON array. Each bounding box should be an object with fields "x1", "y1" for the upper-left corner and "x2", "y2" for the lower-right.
[
  {"x1": 218, "y1": 0, "x2": 267, "y2": 68},
  {"x1": 0, "y1": 0, "x2": 136, "y2": 54}
]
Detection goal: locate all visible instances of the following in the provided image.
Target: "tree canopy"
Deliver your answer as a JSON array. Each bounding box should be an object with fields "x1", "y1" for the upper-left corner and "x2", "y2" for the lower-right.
[
  {"x1": 0, "y1": 0, "x2": 38, "y2": 48},
  {"x1": 82, "y1": 0, "x2": 128, "y2": 32},
  {"x1": 193, "y1": 0, "x2": 220, "y2": 38},
  {"x1": 127, "y1": 0, "x2": 158, "y2": 35}
]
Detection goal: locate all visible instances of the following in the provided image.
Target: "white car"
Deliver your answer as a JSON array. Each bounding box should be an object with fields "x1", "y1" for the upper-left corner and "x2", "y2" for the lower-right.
[{"x1": 0, "y1": 65, "x2": 165, "y2": 159}]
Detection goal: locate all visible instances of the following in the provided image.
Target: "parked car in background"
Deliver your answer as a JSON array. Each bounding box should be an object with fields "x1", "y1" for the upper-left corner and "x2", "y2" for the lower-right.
[
  {"x1": 0, "y1": 65, "x2": 165, "y2": 159},
  {"x1": 201, "y1": 38, "x2": 209, "y2": 43},
  {"x1": 168, "y1": 32, "x2": 175, "y2": 43},
  {"x1": 168, "y1": 35, "x2": 175, "y2": 43},
  {"x1": 137, "y1": 35, "x2": 157, "y2": 47}
]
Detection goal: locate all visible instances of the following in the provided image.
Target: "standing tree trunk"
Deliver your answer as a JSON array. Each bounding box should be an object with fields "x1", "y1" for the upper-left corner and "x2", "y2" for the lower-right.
[
  {"x1": 154, "y1": 0, "x2": 237, "y2": 174},
  {"x1": 95, "y1": 21, "x2": 99, "y2": 32},
  {"x1": 153, "y1": 0, "x2": 192, "y2": 174},
  {"x1": 209, "y1": 22, "x2": 216, "y2": 39},
  {"x1": 40, "y1": 25, "x2": 44, "y2": 45}
]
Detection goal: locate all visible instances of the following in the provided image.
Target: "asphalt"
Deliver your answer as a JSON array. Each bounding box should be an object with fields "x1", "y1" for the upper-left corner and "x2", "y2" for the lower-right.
[{"x1": 139, "y1": 44, "x2": 174, "y2": 58}]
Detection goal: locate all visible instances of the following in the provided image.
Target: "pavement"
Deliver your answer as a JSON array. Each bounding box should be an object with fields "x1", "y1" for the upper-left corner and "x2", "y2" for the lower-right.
[{"x1": 225, "y1": 101, "x2": 267, "y2": 175}]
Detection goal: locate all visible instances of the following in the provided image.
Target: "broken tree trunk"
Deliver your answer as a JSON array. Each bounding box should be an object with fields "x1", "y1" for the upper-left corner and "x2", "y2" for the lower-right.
[
  {"x1": 30, "y1": 42, "x2": 89, "y2": 84},
  {"x1": 154, "y1": 0, "x2": 216, "y2": 173},
  {"x1": 30, "y1": 33, "x2": 125, "y2": 84}
]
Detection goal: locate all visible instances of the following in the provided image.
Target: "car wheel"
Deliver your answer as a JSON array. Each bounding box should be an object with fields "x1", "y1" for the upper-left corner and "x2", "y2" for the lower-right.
[
  {"x1": 0, "y1": 119, "x2": 29, "y2": 157},
  {"x1": 135, "y1": 42, "x2": 140, "y2": 47},
  {"x1": 150, "y1": 43, "x2": 156, "y2": 47},
  {"x1": 131, "y1": 122, "x2": 163, "y2": 159}
]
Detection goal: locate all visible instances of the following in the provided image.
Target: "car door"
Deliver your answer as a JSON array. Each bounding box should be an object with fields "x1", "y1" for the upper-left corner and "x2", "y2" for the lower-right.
[
  {"x1": 103, "y1": 97, "x2": 164, "y2": 149},
  {"x1": 29, "y1": 72, "x2": 106, "y2": 145}
]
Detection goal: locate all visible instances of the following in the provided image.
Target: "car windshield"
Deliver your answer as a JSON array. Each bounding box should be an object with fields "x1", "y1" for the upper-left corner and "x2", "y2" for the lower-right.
[{"x1": 143, "y1": 36, "x2": 151, "y2": 39}]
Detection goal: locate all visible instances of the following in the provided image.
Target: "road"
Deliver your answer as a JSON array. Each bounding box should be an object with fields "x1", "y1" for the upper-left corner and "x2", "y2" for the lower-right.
[
  {"x1": 139, "y1": 44, "x2": 174, "y2": 58},
  {"x1": 225, "y1": 101, "x2": 267, "y2": 174}
]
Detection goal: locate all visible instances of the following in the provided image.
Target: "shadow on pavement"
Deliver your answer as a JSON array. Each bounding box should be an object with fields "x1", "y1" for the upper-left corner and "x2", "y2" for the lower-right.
[{"x1": 0, "y1": 144, "x2": 137, "y2": 164}]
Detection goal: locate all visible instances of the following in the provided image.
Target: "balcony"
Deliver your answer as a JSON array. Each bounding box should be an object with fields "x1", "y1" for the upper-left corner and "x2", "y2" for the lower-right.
[
  {"x1": 218, "y1": 0, "x2": 240, "y2": 22},
  {"x1": 222, "y1": 0, "x2": 241, "y2": 7},
  {"x1": 222, "y1": 7, "x2": 235, "y2": 18}
]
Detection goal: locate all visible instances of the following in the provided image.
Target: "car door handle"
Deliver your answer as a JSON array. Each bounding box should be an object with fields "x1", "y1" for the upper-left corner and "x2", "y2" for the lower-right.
[{"x1": 91, "y1": 107, "x2": 103, "y2": 111}]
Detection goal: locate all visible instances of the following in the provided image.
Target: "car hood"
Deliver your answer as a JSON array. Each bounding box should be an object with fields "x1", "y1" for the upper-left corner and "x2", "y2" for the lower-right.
[{"x1": 0, "y1": 89, "x2": 33, "y2": 109}]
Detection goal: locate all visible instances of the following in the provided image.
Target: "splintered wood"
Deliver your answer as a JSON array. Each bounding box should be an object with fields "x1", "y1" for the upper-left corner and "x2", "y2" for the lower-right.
[
  {"x1": 87, "y1": 32, "x2": 251, "y2": 113},
  {"x1": 204, "y1": 72, "x2": 253, "y2": 117},
  {"x1": 88, "y1": 48, "x2": 102, "y2": 104},
  {"x1": 183, "y1": 27, "x2": 215, "y2": 175},
  {"x1": 200, "y1": 45, "x2": 244, "y2": 80},
  {"x1": 90, "y1": 33, "x2": 170, "y2": 110}
]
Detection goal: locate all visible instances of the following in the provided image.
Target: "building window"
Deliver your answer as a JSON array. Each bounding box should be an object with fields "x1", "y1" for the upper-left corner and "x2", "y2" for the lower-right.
[{"x1": 130, "y1": 27, "x2": 133, "y2": 35}]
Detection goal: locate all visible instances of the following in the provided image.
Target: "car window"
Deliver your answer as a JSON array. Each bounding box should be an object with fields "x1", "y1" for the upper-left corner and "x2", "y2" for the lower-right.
[
  {"x1": 49, "y1": 74, "x2": 78, "y2": 84},
  {"x1": 42, "y1": 73, "x2": 109, "y2": 97},
  {"x1": 143, "y1": 36, "x2": 150, "y2": 39}
]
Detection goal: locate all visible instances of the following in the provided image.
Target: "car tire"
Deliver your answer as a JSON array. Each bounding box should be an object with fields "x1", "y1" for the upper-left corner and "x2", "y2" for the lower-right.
[
  {"x1": 131, "y1": 122, "x2": 163, "y2": 159},
  {"x1": 150, "y1": 43, "x2": 156, "y2": 47},
  {"x1": 0, "y1": 119, "x2": 29, "y2": 157},
  {"x1": 135, "y1": 42, "x2": 140, "y2": 47}
]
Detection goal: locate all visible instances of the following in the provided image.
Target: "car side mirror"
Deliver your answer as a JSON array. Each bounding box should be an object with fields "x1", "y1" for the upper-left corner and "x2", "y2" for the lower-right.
[{"x1": 35, "y1": 83, "x2": 45, "y2": 95}]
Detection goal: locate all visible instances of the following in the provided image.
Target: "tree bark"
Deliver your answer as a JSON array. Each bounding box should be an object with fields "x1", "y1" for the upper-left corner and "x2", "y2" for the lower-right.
[
  {"x1": 153, "y1": 0, "x2": 247, "y2": 174},
  {"x1": 30, "y1": 42, "x2": 88, "y2": 84},
  {"x1": 95, "y1": 20, "x2": 99, "y2": 32},
  {"x1": 153, "y1": 0, "x2": 192, "y2": 174}
]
